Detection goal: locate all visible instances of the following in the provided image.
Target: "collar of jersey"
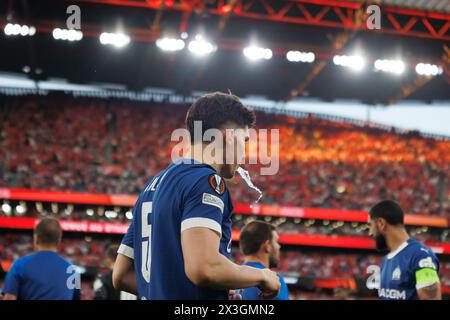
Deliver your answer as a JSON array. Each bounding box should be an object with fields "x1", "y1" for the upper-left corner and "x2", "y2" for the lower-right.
[
  {"x1": 387, "y1": 238, "x2": 410, "y2": 259},
  {"x1": 174, "y1": 157, "x2": 218, "y2": 173}
]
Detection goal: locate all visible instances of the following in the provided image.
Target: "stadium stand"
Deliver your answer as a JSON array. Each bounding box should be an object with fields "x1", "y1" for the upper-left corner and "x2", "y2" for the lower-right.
[{"x1": 0, "y1": 96, "x2": 448, "y2": 216}]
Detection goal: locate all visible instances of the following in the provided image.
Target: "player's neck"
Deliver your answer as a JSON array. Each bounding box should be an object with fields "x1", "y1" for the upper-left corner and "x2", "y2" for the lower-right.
[
  {"x1": 387, "y1": 227, "x2": 409, "y2": 253},
  {"x1": 36, "y1": 244, "x2": 58, "y2": 252},
  {"x1": 245, "y1": 255, "x2": 269, "y2": 269},
  {"x1": 188, "y1": 144, "x2": 222, "y2": 173}
]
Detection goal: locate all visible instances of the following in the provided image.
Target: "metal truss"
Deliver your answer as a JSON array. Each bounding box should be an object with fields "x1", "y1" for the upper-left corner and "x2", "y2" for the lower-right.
[{"x1": 72, "y1": 0, "x2": 450, "y2": 41}]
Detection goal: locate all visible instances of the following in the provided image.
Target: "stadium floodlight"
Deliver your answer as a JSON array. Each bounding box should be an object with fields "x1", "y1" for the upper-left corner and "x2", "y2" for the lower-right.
[
  {"x1": 86, "y1": 208, "x2": 94, "y2": 216},
  {"x1": 1, "y1": 203, "x2": 11, "y2": 215},
  {"x1": 4, "y1": 23, "x2": 36, "y2": 36},
  {"x1": 105, "y1": 210, "x2": 118, "y2": 219},
  {"x1": 15, "y1": 204, "x2": 26, "y2": 215},
  {"x1": 415, "y1": 63, "x2": 443, "y2": 76},
  {"x1": 333, "y1": 55, "x2": 365, "y2": 71},
  {"x1": 52, "y1": 28, "x2": 83, "y2": 41},
  {"x1": 243, "y1": 46, "x2": 273, "y2": 61},
  {"x1": 20, "y1": 25, "x2": 29, "y2": 36},
  {"x1": 374, "y1": 59, "x2": 405, "y2": 74},
  {"x1": 156, "y1": 37, "x2": 185, "y2": 52},
  {"x1": 99, "y1": 32, "x2": 130, "y2": 48},
  {"x1": 286, "y1": 51, "x2": 315, "y2": 63},
  {"x1": 125, "y1": 210, "x2": 133, "y2": 220},
  {"x1": 188, "y1": 36, "x2": 216, "y2": 56}
]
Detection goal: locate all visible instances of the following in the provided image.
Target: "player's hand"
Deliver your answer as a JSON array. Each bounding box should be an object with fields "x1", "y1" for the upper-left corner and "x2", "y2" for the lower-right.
[
  {"x1": 258, "y1": 269, "x2": 281, "y2": 299},
  {"x1": 229, "y1": 289, "x2": 242, "y2": 300}
]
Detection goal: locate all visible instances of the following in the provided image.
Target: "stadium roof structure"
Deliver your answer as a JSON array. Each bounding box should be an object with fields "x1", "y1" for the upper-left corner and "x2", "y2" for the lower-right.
[
  {"x1": 0, "y1": 0, "x2": 449, "y2": 103},
  {"x1": 352, "y1": 0, "x2": 450, "y2": 14}
]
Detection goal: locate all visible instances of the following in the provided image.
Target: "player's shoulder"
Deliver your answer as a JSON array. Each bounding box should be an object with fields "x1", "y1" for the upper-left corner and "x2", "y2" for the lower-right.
[
  {"x1": 155, "y1": 160, "x2": 219, "y2": 186},
  {"x1": 10, "y1": 254, "x2": 31, "y2": 270},
  {"x1": 60, "y1": 255, "x2": 76, "y2": 267},
  {"x1": 404, "y1": 238, "x2": 439, "y2": 267},
  {"x1": 177, "y1": 161, "x2": 217, "y2": 178},
  {"x1": 41, "y1": 251, "x2": 75, "y2": 267},
  {"x1": 18, "y1": 251, "x2": 43, "y2": 263},
  {"x1": 406, "y1": 238, "x2": 434, "y2": 256},
  {"x1": 178, "y1": 163, "x2": 228, "y2": 197},
  {"x1": 9, "y1": 252, "x2": 44, "y2": 273}
]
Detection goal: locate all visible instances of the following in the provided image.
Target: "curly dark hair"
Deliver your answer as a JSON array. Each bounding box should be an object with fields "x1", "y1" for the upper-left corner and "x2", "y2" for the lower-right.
[
  {"x1": 185, "y1": 92, "x2": 256, "y2": 143},
  {"x1": 369, "y1": 200, "x2": 404, "y2": 225}
]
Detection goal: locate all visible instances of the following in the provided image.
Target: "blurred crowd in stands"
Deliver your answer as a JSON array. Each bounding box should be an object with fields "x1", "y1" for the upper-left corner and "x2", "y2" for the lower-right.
[{"x1": 0, "y1": 96, "x2": 449, "y2": 216}]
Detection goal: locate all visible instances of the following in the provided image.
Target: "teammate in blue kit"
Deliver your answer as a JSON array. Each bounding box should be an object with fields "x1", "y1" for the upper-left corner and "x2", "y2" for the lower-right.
[
  {"x1": 2, "y1": 218, "x2": 81, "y2": 300},
  {"x1": 368, "y1": 200, "x2": 441, "y2": 300},
  {"x1": 238, "y1": 221, "x2": 289, "y2": 300},
  {"x1": 112, "y1": 92, "x2": 281, "y2": 300}
]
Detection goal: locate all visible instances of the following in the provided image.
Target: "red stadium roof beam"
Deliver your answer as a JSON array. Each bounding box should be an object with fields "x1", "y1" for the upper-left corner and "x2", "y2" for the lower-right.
[
  {"x1": 288, "y1": 4, "x2": 367, "y2": 100},
  {"x1": 69, "y1": 0, "x2": 450, "y2": 41}
]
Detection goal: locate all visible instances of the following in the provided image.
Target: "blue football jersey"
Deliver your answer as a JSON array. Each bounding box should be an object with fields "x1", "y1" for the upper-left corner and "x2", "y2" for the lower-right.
[
  {"x1": 118, "y1": 159, "x2": 233, "y2": 300},
  {"x1": 2, "y1": 251, "x2": 81, "y2": 300},
  {"x1": 240, "y1": 261, "x2": 289, "y2": 300},
  {"x1": 378, "y1": 237, "x2": 440, "y2": 300}
]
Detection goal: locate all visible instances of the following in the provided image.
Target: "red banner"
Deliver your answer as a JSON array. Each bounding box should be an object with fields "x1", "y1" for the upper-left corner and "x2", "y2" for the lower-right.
[
  {"x1": 1, "y1": 188, "x2": 447, "y2": 227},
  {"x1": 0, "y1": 188, "x2": 137, "y2": 207},
  {"x1": 231, "y1": 229, "x2": 450, "y2": 253},
  {"x1": 0, "y1": 217, "x2": 129, "y2": 234},
  {"x1": 310, "y1": 277, "x2": 450, "y2": 294}
]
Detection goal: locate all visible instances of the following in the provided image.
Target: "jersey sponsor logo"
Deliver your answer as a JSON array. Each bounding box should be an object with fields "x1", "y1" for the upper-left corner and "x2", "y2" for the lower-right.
[
  {"x1": 392, "y1": 266, "x2": 401, "y2": 280},
  {"x1": 202, "y1": 193, "x2": 224, "y2": 213},
  {"x1": 420, "y1": 248, "x2": 429, "y2": 254},
  {"x1": 378, "y1": 288, "x2": 406, "y2": 300},
  {"x1": 418, "y1": 257, "x2": 436, "y2": 269},
  {"x1": 208, "y1": 174, "x2": 226, "y2": 195}
]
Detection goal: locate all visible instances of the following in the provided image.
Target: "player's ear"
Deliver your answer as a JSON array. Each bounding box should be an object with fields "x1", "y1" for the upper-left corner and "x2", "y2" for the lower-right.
[
  {"x1": 262, "y1": 240, "x2": 271, "y2": 253},
  {"x1": 376, "y1": 218, "x2": 386, "y2": 232},
  {"x1": 33, "y1": 233, "x2": 39, "y2": 247}
]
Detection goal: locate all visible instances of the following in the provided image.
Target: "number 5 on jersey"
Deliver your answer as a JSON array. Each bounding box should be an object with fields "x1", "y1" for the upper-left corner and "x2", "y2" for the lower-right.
[{"x1": 141, "y1": 201, "x2": 152, "y2": 283}]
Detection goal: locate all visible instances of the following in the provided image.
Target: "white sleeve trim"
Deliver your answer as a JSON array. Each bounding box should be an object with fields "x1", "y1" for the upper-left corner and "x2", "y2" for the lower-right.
[
  {"x1": 118, "y1": 244, "x2": 134, "y2": 259},
  {"x1": 181, "y1": 217, "x2": 222, "y2": 236},
  {"x1": 416, "y1": 281, "x2": 439, "y2": 290}
]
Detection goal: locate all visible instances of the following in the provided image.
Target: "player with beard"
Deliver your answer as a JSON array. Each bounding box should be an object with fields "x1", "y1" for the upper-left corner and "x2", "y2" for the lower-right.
[
  {"x1": 238, "y1": 221, "x2": 289, "y2": 300},
  {"x1": 112, "y1": 92, "x2": 280, "y2": 300},
  {"x1": 368, "y1": 200, "x2": 441, "y2": 300}
]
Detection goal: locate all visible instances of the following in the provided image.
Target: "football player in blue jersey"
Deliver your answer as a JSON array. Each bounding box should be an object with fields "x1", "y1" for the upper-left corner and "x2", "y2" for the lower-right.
[
  {"x1": 238, "y1": 221, "x2": 289, "y2": 300},
  {"x1": 2, "y1": 218, "x2": 81, "y2": 300},
  {"x1": 368, "y1": 200, "x2": 441, "y2": 300},
  {"x1": 112, "y1": 92, "x2": 281, "y2": 300}
]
